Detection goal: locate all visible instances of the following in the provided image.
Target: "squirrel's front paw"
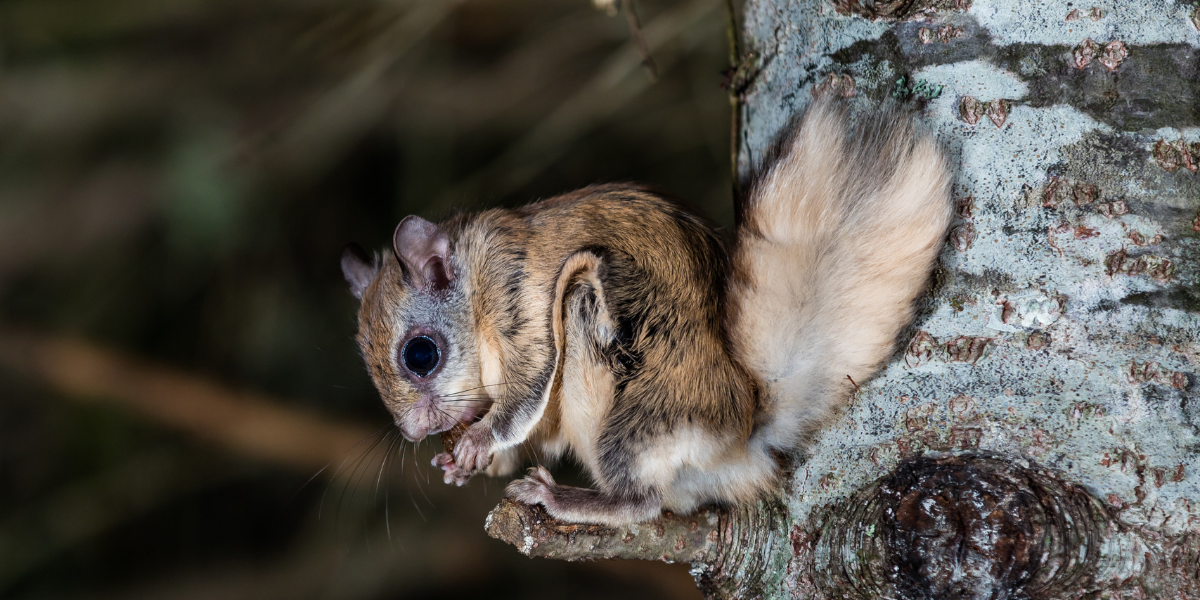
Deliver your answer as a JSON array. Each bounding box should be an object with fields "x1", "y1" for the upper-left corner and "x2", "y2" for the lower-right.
[
  {"x1": 505, "y1": 466, "x2": 557, "y2": 507},
  {"x1": 432, "y1": 452, "x2": 472, "y2": 486},
  {"x1": 452, "y1": 423, "x2": 495, "y2": 473}
]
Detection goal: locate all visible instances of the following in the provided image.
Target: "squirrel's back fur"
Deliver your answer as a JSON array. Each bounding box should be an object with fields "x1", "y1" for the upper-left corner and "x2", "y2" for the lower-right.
[{"x1": 729, "y1": 97, "x2": 952, "y2": 453}]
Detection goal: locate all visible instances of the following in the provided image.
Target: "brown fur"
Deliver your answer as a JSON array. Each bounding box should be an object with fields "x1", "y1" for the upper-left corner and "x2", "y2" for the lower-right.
[{"x1": 342, "y1": 95, "x2": 952, "y2": 525}]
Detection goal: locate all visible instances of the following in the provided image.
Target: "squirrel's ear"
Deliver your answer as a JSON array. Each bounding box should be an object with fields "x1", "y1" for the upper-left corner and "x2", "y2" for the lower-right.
[
  {"x1": 393, "y1": 216, "x2": 453, "y2": 291},
  {"x1": 341, "y1": 243, "x2": 379, "y2": 300}
]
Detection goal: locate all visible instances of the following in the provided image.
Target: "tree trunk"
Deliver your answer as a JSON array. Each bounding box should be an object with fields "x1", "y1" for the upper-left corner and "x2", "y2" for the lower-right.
[{"x1": 487, "y1": 0, "x2": 1200, "y2": 597}]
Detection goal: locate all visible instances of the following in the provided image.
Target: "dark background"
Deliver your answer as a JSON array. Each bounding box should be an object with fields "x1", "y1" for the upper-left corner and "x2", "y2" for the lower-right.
[{"x1": 0, "y1": 0, "x2": 735, "y2": 598}]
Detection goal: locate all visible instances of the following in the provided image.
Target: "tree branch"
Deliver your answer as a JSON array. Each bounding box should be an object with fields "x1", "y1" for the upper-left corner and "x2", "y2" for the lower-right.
[
  {"x1": 485, "y1": 497, "x2": 789, "y2": 598},
  {"x1": 485, "y1": 498, "x2": 721, "y2": 563}
]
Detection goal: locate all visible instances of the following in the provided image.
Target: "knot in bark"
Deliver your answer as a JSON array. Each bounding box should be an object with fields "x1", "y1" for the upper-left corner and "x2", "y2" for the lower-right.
[{"x1": 812, "y1": 454, "x2": 1113, "y2": 600}]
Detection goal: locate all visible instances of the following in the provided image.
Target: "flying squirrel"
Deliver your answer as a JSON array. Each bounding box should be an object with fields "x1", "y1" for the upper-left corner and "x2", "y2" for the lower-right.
[{"x1": 340, "y1": 95, "x2": 952, "y2": 526}]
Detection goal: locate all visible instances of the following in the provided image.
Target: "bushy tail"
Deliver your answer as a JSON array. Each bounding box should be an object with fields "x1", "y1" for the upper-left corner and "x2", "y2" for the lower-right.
[{"x1": 728, "y1": 96, "x2": 952, "y2": 452}]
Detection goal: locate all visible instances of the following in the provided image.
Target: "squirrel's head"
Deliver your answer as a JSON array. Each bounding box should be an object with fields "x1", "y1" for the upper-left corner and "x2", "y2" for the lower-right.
[{"x1": 341, "y1": 216, "x2": 484, "y2": 442}]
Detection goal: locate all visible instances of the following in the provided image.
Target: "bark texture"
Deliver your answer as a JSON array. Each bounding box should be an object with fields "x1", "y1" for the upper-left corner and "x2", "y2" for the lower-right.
[{"x1": 488, "y1": 0, "x2": 1200, "y2": 597}]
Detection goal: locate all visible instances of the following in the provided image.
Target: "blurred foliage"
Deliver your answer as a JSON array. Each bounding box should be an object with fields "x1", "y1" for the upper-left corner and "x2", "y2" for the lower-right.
[{"x1": 0, "y1": 0, "x2": 735, "y2": 597}]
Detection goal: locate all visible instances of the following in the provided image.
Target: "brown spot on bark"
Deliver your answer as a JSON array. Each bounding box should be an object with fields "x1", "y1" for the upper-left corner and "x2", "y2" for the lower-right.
[
  {"x1": 1128, "y1": 361, "x2": 1161, "y2": 384},
  {"x1": 813, "y1": 72, "x2": 856, "y2": 98},
  {"x1": 940, "y1": 25, "x2": 962, "y2": 41},
  {"x1": 1106, "y1": 249, "x2": 1137, "y2": 276},
  {"x1": 1097, "y1": 199, "x2": 1128, "y2": 218},
  {"x1": 1099, "y1": 248, "x2": 1166, "y2": 278},
  {"x1": 1154, "y1": 138, "x2": 1197, "y2": 172},
  {"x1": 1172, "y1": 372, "x2": 1190, "y2": 390},
  {"x1": 1128, "y1": 231, "x2": 1162, "y2": 246},
  {"x1": 1071, "y1": 182, "x2": 1099, "y2": 206},
  {"x1": 1089, "y1": 6, "x2": 1103, "y2": 20},
  {"x1": 998, "y1": 299, "x2": 1017, "y2": 323},
  {"x1": 960, "y1": 96, "x2": 983, "y2": 125},
  {"x1": 1065, "y1": 8, "x2": 1081, "y2": 20},
  {"x1": 920, "y1": 25, "x2": 962, "y2": 42},
  {"x1": 951, "y1": 222, "x2": 976, "y2": 251},
  {"x1": 790, "y1": 525, "x2": 811, "y2": 556},
  {"x1": 949, "y1": 426, "x2": 982, "y2": 449},
  {"x1": 1042, "y1": 177, "x2": 1063, "y2": 208},
  {"x1": 1154, "y1": 139, "x2": 1180, "y2": 171},
  {"x1": 1073, "y1": 225, "x2": 1099, "y2": 239},
  {"x1": 1149, "y1": 257, "x2": 1176, "y2": 282},
  {"x1": 949, "y1": 395, "x2": 976, "y2": 419},
  {"x1": 943, "y1": 336, "x2": 991, "y2": 363},
  {"x1": 1154, "y1": 468, "x2": 1168, "y2": 488},
  {"x1": 1042, "y1": 178, "x2": 1101, "y2": 209},
  {"x1": 905, "y1": 404, "x2": 935, "y2": 432},
  {"x1": 906, "y1": 331, "x2": 938, "y2": 367},
  {"x1": 955, "y1": 195, "x2": 975, "y2": 219},
  {"x1": 985, "y1": 99, "x2": 1009, "y2": 128},
  {"x1": 1099, "y1": 40, "x2": 1127, "y2": 71},
  {"x1": 1073, "y1": 38, "x2": 1100, "y2": 69}
]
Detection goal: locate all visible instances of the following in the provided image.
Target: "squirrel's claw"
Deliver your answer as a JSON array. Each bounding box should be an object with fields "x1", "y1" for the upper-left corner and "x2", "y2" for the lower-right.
[
  {"x1": 433, "y1": 452, "x2": 473, "y2": 486},
  {"x1": 506, "y1": 466, "x2": 557, "y2": 507}
]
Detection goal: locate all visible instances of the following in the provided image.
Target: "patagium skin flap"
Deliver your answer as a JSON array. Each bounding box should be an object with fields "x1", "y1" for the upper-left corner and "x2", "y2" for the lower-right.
[{"x1": 340, "y1": 95, "x2": 953, "y2": 526}]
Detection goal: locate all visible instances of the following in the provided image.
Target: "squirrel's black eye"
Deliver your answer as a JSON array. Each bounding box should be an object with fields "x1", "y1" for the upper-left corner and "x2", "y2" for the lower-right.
[{"x1": 401, "y1": 336, "x2": 440, "y2": 377}]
